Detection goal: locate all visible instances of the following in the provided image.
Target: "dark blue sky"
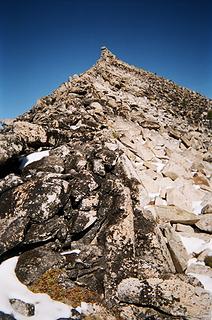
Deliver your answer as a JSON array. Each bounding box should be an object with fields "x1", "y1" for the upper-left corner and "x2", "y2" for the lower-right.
[{"x1": 0, "y1": 0, "x2": 211, "y2": 118}]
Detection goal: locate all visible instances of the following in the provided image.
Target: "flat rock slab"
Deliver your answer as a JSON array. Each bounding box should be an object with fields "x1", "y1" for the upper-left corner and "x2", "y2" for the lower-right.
[
  {"x1": 164, "y1": 226, "x2": 189, "y2": 273},
  {"x1": 195, "y1": 214, "x2": 212, "y2": 233},
  {"x1": 146, "y1": 205, "x2": 200, "y2": 224}
]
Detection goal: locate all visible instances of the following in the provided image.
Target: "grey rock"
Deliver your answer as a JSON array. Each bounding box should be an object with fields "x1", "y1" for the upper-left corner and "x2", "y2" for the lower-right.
[
  {"x1": 164, "y1": 225, "x2": 189, "y2": 273},
  {"x1": 195, "y1": 214, "x2": 212, "y2": 233},
  {"x1": 204, "y1": 254, "x2": 212, "y2": 268},
  {"x1": 201, "y1": 204, "x2": 212, "y2": 214},
  {"x1": 9, "y1": 299, "x2": 35, "y2": 317},
  {"x1": 174, "y1": 223, "x2": 194, "y2": 233},
  {"x1": 146, "y1": 205, "x2": 199, "y2": 224},
  {"x1": 15, "y1": 248, "x2": 65, "y2": 285},
  {"x1": 0, "y1": 311, "x2": 16, "y2": 320}
]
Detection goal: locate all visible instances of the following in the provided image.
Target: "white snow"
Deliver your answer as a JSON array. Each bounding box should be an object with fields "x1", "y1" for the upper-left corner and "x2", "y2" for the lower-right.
[
  {"x1": 187, "y1": 258, "x2": 205, "y2": 267},
  {"x1": 149, "y1": 192, "x2": 160, "y2": 199},
  {"x1": 156, "y1": 162, "x2": 165, "y2": 173},
  {"x1": 61, "y1": 249, "x2": 81, "y2": 255},
  {"x1": 20, "y1": 151, "x2": 49, "y2": 169},
  {"x1": 179, "y1": 235, "x2": 209, "y2": 255},
  {"x1": 192, "y1": 200, "x2": 204, "y2": 215},
  {"x1": 193, "y1": 185, "x2": 200, "y2": 190},
  {"x1": 69, "y1": 120, "x2": 82, "y2": 130},
  {"x1": 199, "y1": 239, "x2": 212, "y2": 252},
  {"x1": 0, "y1": 257, "x2": 71, "y2": 320},
  {"x1": 188, "y1": 273, "x2": 212, "y2": 294}
]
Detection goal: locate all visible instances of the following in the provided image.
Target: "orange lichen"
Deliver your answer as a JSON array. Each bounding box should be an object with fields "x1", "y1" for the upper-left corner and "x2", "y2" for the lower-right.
[{"x1": 29, "y1": 268, "x2": 100, "y2": 307}]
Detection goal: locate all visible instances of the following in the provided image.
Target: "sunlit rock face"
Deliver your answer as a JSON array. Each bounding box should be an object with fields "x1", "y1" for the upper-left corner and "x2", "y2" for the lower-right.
[{"x1": 0, "y1": 48, "x2": 212, "y2": 320}]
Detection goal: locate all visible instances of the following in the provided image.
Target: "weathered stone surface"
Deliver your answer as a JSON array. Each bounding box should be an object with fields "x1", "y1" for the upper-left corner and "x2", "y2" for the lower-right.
[
  {"x1": 0, "y1": 174, "x2": 23, "y2": 193},
  {"x1": 24, "y1": 216, "x2": 69, "y2": 244},
  {"x1": 117, "y1": 275, "x2": 212, "y2": 319},
  {"x1": 166, "y1": 188, "x2": 192, "y2": 212},
  {"x1": 162, "y1": 161, "x2": 189, "y2": 180},
  {"x1": 187, "y1": 261, "x2": 212, "y2": 277},
  {"x1": 195, "y1": 214, "x2": 212, "y2": 233},
  {"x1": 13, "y1": 121, "x2": 47, "y2": 144},
  {"x1": 119, "y1": 305, "x2": 182, "y2": 320},
  {"x1": 193, "y1": 173, "x2": 210, "y2": 187},
  {"x1": 15, "y1": 248, "x2": 65, "y2": 285},
  {"x1": 204, "y1": 253, "x2": 212, "y2": 267},
  {"x1": 174, "y1": 223, "x2": 194, "y2": 233},
  {"x1": 164, "y1": 225, "x2": 189, "y2": 272},
  {"x1": 0, "y1": 311, "x2": 16, "y2": 320},
  {"x1": 0, "y1": 134, "x2": 23, "y2": 165},
  {"x1": 9, "y1": 299, "x2": 35, "y2": 317},
  {"x1": 202, "y1": 204, "x2": 212, "y2": 214},
  {"x1": 146, "y1": 205, "x2": 199, "y2": 224}
]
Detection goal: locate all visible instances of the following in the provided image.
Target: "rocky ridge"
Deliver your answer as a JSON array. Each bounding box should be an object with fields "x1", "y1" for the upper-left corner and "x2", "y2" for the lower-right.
[{"x1": 0, "y1": 48, "x2": 211, "y2": 319}]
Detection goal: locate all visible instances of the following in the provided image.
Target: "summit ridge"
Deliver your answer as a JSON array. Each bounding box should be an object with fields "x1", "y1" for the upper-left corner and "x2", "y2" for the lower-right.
[{"x1": 0, "y1": 48, "x2": 211, "y2": 320}]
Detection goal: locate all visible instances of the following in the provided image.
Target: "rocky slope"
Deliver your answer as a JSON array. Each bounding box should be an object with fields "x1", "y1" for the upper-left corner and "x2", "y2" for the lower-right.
[{"x1": 0, "y1": 48, "x2": 211, "y2": 320}]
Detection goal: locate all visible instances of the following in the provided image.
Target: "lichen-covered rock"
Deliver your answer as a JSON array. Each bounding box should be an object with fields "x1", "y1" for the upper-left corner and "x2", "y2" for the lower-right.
[
  {"x1": 12, "y1": 121, "x2": 47, "y2": 144},
  {"x1": 15, "y1": 248, "x2": 65, "y2": 285},
  {"x1": 117, "y1": 275, "x2": 212, "y2": 319}
]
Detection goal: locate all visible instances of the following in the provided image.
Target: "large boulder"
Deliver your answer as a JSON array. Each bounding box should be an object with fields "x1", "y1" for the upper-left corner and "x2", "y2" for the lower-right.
[{"x1": 117, "y1": 275, "x2": 212, "y2": 319}]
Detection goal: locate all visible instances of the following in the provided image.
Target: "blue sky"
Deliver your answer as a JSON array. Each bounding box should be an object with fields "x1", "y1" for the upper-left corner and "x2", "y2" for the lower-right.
[{"x1": 0, "y1": 0, "x2": 211, "y2": 118}]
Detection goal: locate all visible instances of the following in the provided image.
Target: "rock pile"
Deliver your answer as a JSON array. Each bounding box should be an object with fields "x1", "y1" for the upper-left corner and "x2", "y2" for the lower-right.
[{"x1": 0, "y1": 48, "x2": 211, "y2": 319}]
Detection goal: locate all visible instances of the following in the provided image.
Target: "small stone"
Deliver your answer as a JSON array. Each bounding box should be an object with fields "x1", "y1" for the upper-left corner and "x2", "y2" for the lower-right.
[
  {"x1": 175, "y1": 224, "x2": 194, "y2": 233},
  {"x1": 201, "y1": 204, "x2": 212, "y2": 214},
  {"x1": 90, "y1": 102, "x2": 103, "y2": 114},
  {"x1": 195, "y1": 214, "x2": 212, "y2": 233},
  {"x1": 193, "y1": 174, "x2": 210, "y2": 187},
  {"x1": 10, "y1": 299, "x2": 35, "y2": 317},
  {"x1": 204, "y1": 253, "x2": 212, "y2": 268},
  {"x1": 15, "y1": 248, "x2": 65, "y2": 285},
  {"x1": 93, "y1": 159, "x2": 106, "y2": 176},
  {"x1": 0, "y1": 311, "x2": 16, "y2": 320}
]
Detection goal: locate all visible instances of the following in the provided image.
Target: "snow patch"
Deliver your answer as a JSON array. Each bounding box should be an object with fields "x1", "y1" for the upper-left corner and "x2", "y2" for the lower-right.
[
  {"x1": 187, "y1": 258, "x2": 205, "y2": 267},
  {"x1": 61, "y1": 249, "x2": 81, "y2": 255},
  {"x1": 188, "y1": 273, "x2": 212, "y2": 294},
  {"x1": 179, "y1": 235, "x2": 207, "y2": 255},
  {"x1": 192, "y1": 200, "x2": 204, "y2": 215},
  {"x1": 156, "y1": 162, "x2": 165, "y2": 173},
  {"x1": 20, "y1": 151, "x2": 49, "y2": 169},
  {"x1": 149, "y1": 192, "x2": 160, "y2": 200},
  {"x1": 0, "y1": 257, "x2": 71, "y2": 320},
  {"x1": 69, "y1": 120, "x2": 82, "y2": 130}
]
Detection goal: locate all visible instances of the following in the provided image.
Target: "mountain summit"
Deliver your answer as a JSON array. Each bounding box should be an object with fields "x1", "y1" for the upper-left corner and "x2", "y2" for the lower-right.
[{"x1": 0, "y1": 49, "x2": 211, "y2": 320}]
